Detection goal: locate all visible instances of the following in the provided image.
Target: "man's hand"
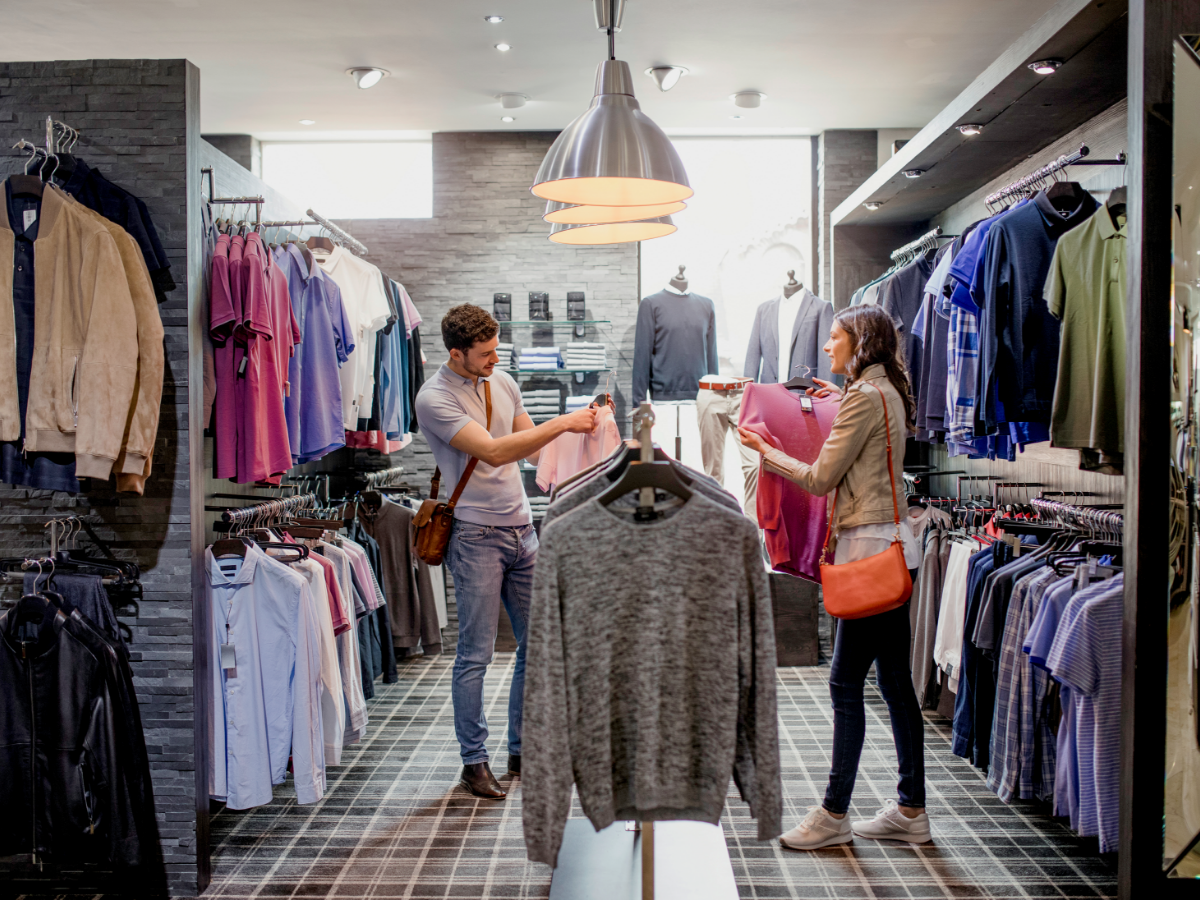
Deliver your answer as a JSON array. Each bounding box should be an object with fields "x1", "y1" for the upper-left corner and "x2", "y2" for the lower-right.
[{"x1": 562, "y1": 405, "x2": 599, "y2": 435}]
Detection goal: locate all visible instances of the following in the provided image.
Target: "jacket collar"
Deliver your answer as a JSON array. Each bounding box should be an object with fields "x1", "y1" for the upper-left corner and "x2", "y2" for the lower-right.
[
  {"x1": 0, "y1": 179, "x2": 67, "y2": 241},
  {"x1": 858, "y1": 363, "x2": 888, "y2": 382}
]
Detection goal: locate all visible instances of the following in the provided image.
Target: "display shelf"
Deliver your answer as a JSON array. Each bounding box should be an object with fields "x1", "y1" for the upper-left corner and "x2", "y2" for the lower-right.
[
  {"x1": 507, "y1": 368, "x2": 611, "y2": 375},
  {"x1": 497, "y1": 319, "x2": 611, "y2": 325}
]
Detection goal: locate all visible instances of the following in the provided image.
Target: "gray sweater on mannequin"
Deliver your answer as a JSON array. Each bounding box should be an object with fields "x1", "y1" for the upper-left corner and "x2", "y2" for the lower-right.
[{"x1": 632, "y1": 290, "x2": 720, "y2": 405}]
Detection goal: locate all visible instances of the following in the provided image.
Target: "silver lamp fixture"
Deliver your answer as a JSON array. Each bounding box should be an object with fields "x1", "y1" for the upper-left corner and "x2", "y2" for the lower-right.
[
  {"x1": 543, "y1": 198, "x2": 686, "y2": 224},
  {"x1": 646, "y1": 65, "x2": 688, "y2": 92},
  {"x1": 549, "y1": 216, "x2": 677, "y2": 245},
  {"x1": 531, "y1": 0, "x2": 691, "y2": 232}
]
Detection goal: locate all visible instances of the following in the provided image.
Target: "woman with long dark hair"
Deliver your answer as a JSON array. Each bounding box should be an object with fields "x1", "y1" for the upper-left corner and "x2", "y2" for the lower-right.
[{"x1": 739, "y1": 304, "x2": 929, "y2": 850}]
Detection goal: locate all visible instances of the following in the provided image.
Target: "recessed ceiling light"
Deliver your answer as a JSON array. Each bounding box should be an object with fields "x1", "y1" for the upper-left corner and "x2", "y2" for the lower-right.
[
  {"x1": 484, "y1": 15, "x2": 504, "y2": 24},
  {"x1": 1028, "y1": 58, "x2": 1062, "y2": 75},
  {"x1": 645, "y1": 65, "x2": 688, "y2": 92},
  {"x1": 498, "y1": 93, "x2": 528, "y2": 109},
  {"x1": 903, "y1": 169, "x2": 924, "y2": 179},
  {"x1": 502, "y1": 116, "x2": 516, "y2": 123},
  {"x1": 863, "y1": 201, "x2": 883, "y2": 211},
  {"x1": 495, "y1": 42, "x2": 512, "y2": 51},
  {"x1": 957, "y1": 123, "x2": 984, "y2": 136},
  {"x1": 732, "y1": 91, "x2": 765, "y2": 109},
  {"x1": 299, "y1": 119, "x2": 316, "y2": 125},
  {"x1": 346, "y1": 67, "x2": 389, "y2": 89}
]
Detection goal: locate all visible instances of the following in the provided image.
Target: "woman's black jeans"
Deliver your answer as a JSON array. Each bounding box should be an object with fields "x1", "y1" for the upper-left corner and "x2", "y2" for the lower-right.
[{"x1": 823, "y1": 597, "x2": 926, "y2": 815}]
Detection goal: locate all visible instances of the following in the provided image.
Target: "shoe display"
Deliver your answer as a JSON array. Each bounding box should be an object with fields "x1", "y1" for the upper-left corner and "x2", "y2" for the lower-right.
[
  {"x1": 459, "y1": 762, "x2": 507, "y2": 800},
  {"x1": 851, "y1": 799, "x2": 932, "y2": 843},
  {"x1": 779, "y1": 805, "x2": 853, "y2": 850}
]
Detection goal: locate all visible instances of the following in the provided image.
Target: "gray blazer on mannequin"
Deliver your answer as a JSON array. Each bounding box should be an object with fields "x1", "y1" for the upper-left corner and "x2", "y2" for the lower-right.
[{"x1": 743, "y1": 289, "x2": 835, "y2": 383}]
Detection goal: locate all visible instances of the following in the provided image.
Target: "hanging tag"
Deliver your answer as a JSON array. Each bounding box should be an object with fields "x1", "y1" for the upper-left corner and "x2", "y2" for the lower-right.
[
  {"x1": 220, "y1": 642, "x2": 237, "y2": 670},
  {"x1": 799, "y1": 395, "x2": 814, "y2": 412},
  {"x1": 238, "y1": 356, "x2": 247, "y2": 376},
  {"x1": 23, "y1": 209, "x2": 37, "y2": 231}
]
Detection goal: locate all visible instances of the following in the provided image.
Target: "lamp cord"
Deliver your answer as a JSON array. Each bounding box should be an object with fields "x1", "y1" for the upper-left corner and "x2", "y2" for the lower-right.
[{"x1": 608, "y1": 0, "x2": 617, "y2": 59}]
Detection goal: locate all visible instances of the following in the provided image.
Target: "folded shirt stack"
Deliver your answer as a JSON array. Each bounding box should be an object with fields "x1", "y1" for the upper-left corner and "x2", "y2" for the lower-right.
[
  {"x1": 564, "y1": 342, "x2": 607, "y2": 370},
  {"x1": 518, "y1": 346, "x2": 564, "y2": 370},
  {"x1": 528, "y1": 495, "x2": 551, "y2": 518},
  {"x1": 496, "y1": 341, "x2": 515, "y2": 369},
  {"x1": 522, "y1": 388, "x2": 562, "y2": 424},
  {"x1": 565, "y1": 395, "x2": 594, "y2": 412}
]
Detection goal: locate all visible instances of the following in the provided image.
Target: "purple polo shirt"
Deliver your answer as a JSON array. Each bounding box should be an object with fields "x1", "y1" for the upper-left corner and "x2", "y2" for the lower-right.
[{"x1": 274, "y1": 243, "x2": 354, "y2": 464}]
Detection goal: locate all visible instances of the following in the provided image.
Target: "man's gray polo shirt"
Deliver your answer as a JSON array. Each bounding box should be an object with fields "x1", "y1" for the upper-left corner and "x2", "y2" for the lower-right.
[{"x1": 415, "y1": 364, "x2": 532, "y2": 526}]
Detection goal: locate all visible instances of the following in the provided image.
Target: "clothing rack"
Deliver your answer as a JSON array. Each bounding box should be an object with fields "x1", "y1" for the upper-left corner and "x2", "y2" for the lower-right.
[
  {"x1": 983, "y1": 144, "x2": 1127, "y2": 211},
  {"x1": 306, "y1": 208, "x2": 368, "y2": 255},
  {"x1": 957, "y1": 474, "x2": 1004, "y2": 501},
  {"x1": 890, "y1": 226, "x2": 949, "y2": 263},
  {"x1": 362, "y1": 466, "x2": 408, "y2": 489},
  {"x1": 212, "y1": 492, "x2": 318, "y2": 524}
]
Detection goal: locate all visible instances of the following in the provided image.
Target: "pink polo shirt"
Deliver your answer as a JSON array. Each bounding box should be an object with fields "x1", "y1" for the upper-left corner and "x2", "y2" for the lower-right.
[
  {"x1": 739, "y1": 383, "x2": 839, "y2": 582},
  {"x1": 535, "y1": 406, "x2": 622, "y2": 492}
]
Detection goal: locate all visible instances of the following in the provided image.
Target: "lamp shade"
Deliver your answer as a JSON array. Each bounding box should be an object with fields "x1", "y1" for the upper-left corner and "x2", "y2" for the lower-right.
[
  {"x1": 532, "y1": 60, "x2": 692, "y2": 207},
  {"x1": 548, "y1": 216, "x2": 676, "y2": 245},
  {"x1": 543, "y1": 199, "x2": 686, "y2": 224}
]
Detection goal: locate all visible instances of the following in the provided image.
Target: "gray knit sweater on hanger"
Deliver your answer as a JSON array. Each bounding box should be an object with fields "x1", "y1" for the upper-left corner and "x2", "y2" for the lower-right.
[{"x1": 522, "y1": 492, "x2": 781, "y2": 867}]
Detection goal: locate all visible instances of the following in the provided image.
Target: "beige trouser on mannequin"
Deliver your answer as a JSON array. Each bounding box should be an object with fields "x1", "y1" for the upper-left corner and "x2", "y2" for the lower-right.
[{"x1": 696, "y1": 387, "x2": 760, "y2": 516}]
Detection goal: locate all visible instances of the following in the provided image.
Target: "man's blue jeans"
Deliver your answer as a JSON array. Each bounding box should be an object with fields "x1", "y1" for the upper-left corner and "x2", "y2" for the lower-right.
[{"x1": 443, "y1": 519, "x2": 537, "y2": 766}]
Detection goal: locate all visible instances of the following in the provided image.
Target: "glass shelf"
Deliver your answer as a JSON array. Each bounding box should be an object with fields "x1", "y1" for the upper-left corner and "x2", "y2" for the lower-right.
[
  {"x1": 496, "y1": 319, "x2": 611, "y2": 325},
  {"x1": 506, "y1": 368, "x2": 611, "y2": 375}
]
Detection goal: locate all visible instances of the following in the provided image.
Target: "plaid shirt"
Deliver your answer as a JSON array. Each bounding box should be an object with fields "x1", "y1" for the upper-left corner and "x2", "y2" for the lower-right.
[{"x1": 945, "y1": 302, "x2": 980, "y2": 443}]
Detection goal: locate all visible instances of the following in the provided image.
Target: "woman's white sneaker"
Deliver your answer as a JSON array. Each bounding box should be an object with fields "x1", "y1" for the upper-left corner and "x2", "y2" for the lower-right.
[
  {"x1": 850, "y1": 799, "x2": 932, "y2": 843},
  {"x1": 779, "y1": 806, "x2": 853, "y2": 850}
]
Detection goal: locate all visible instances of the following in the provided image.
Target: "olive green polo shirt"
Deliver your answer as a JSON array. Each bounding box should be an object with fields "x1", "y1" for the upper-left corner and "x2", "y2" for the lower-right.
[{"x1": 1046, "y1": 206, "x2": 1127, "y2": 471}]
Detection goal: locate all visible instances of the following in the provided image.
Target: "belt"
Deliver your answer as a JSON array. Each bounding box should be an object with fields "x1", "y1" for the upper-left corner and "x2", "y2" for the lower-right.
[{"x1": 699, "y1": 375, "x2": 752, "y2": 391}]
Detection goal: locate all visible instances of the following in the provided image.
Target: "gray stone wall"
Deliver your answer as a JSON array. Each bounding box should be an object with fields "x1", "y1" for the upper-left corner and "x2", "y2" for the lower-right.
[
  {"x1": 0, "y1": 59, "x2": 196, "y2": 896},
  {"x1": 816, "y1": 130, "x2": 878, "y2": 300},
  {"x1": 334, "y1": 131, "x2": 639, "y2": 490}
]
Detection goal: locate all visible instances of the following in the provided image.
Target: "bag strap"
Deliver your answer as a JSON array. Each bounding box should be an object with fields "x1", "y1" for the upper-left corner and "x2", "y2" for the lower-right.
[
  {"x1": 821, "y1": 381, "x2": 902, "y2": 560},
  {"x1": 446, "y1": 379, "x2": 493, "y2": 512}
]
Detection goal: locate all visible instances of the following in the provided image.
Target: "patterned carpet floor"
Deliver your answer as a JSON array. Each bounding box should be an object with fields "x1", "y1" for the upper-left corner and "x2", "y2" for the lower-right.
[{"x1": 206, "y1": 652, "x2": 1117, "y2": 900}]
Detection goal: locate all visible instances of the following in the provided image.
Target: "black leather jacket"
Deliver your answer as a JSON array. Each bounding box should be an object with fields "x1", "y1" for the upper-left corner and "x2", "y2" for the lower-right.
[{"x1": 0, "y1": 602, "x2": 148, "y2": 871}]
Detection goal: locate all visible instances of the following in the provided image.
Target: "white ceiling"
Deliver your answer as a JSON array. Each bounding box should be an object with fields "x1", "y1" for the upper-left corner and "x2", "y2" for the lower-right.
[{"x1": 1, "y1": 0, "x2": 1057, "y2": 139}]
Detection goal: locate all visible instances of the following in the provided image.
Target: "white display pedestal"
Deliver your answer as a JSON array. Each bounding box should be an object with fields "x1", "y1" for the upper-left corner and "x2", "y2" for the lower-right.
[{"x1": 548, "y1": 819, "x2": 738, "y2": 900}]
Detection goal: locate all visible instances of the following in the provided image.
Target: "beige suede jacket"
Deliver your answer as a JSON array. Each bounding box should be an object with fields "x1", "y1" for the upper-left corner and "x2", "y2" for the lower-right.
[
  {"x1": 0, "y1": 184, "x2": 139, "y2": 480},
  {"x1": 761, "y1": 363, "x2": 908, "y2": 531}
]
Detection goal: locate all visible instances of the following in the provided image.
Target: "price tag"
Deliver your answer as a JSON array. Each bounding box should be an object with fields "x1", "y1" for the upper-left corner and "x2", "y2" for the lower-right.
[
  {"x1": 800, "y1": 396, "x2": 814, "y2": 412},
  {"x1": 220, "y1": 642, "x2": 237, "y2": 670},
  {"x1": 23, "y1": 209, "x2": 37, "y2": 231}
]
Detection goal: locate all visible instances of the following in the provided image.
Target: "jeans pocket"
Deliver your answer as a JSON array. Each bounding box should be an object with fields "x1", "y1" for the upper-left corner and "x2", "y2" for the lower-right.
[{"x1": 454, "y1": 524, "x2": 493, "y2": 543}]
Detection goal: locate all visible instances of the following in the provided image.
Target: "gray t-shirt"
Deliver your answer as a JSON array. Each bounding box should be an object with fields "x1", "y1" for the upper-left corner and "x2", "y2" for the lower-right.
[{"x1": 415, "y1": 364, "x2": 532, "y2": 526}]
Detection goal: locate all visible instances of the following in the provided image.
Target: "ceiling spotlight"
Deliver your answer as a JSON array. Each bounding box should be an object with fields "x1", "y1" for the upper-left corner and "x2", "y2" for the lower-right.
[
  {"x1": 645, "y1": 65, "x2": 689, "y2": 92},
  {"x1": 957, "y1": 123, "x2": 984, "y2": 136},
  {"x1": 347, "y1": 67, "x2": 389, "y2": 89},
  {"x1": 732, "y1": 91, "x2": 765, "y2": 109},
  {"x1": 495, "y1": 42, "x2": 512, "y2": 51},
  {"x1": 299, "y1": 119, "x2": 316, "y2": 126},
  {"x1": 863, "y1": 201, "x2": 883, "y2": 211},
  {"x1": 903, "y1": 169, "x2": 924, "y2": 179},
  {"x1": 502, "y1": 116, "x2": 516, "y2": 123},
  {"x1": 1028, "y1": 58, "x2": 1062, "y2": 75},
  {"x1": 483, "y1": 15, "x2": 504, "y2": 24},
  {"x1": 498, "y1": 93, "x2": 527, "y2": 109}
]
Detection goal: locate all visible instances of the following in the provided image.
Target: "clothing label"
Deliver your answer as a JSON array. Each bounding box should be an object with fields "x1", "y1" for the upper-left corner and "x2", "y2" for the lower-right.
[
  {"x1": 799, "y1": 396, "x2": 814, "y2": 412},
  {"x1": 238, "y1": 356, "x2": 247, "y2": 376},
  {"x1": 22, "y1": 209, "x2": 36, "y2": 231},
  {"x1": 220, "y1": 642, "x2": 237, "y2": 669}
]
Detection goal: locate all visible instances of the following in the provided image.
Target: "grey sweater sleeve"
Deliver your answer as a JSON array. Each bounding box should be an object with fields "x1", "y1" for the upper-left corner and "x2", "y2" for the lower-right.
[
  {"x1": 736, "y1": 525, "x2": 783, "y2": 840},
  {"x1": 522, "y1": 529, "x2": 574, "y2": 867},
  {"x1": 632, "y1": 298, "x2": 654, "y2": 406}
]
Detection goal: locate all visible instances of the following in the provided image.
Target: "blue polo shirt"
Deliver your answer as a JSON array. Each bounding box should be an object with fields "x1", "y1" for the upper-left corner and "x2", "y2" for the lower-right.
[{"x1": 415, "y1": 365, "x2": 531, "y2": 526}]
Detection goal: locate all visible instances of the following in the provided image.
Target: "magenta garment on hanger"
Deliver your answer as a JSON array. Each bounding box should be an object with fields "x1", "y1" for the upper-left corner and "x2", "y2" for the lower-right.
[{"x1": 738, "y1": 383, "x2": 839, "y2": 582}]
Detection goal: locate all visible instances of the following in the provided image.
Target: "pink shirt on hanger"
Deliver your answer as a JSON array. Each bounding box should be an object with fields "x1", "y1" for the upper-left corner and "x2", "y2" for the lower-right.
[
  {"x1": 210, "y1": 234, "x2": 238, "y2": 479},
  {"x1": 535, "y1": 405, "x2": 622, "y2": 492},
  {"x1": 738, "y1": 383, "x2": 839, "y2": 582}
]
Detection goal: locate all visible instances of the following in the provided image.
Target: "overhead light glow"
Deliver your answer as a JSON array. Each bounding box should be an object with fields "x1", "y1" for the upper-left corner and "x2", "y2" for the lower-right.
[
  {"x1": 1028, "y1": 58, "x2": 1062, "y2": 75},
  {"x1": 645, "y1": 65, "x2": 688, "y2": 92},
  {"x1": 543, "y1": 199, "x2": 686, "y2": 224},
  {"x1": 863, "y1": 201, "x2": 883, "y2": 211},
  {"x1": 484, "y1": 15, "x2": 504, "y2": 24},
  {"x1": 495, "y1": 43, "x2": 512, "y2": 51},
  {"x1": 502, "y1": 116, "x2": 516, "y2": 123},
  {"x1": 903, "y1": 169, "x2": 924, "y2": 179},
  {"x1": 299, "y1": 119, "x2": 316, "y2": 125},
  {"x1": 957, "y1": 123, "x2": 984, "y2": 136},
  {"x1": 548, "y1": 216, "x2": 677, "y2": 245},
  {"x1": 346, "y1": 67, "x2": 389, "y2": 89}
]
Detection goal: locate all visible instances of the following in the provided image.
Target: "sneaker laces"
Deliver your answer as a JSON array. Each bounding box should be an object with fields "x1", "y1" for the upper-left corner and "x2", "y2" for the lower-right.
[
  {"x1": 799, "y1": 806, "x2": 828, "y2": 831},
  {"x1": 871, "y1": 799, "x2": 900, "y2": 820}
]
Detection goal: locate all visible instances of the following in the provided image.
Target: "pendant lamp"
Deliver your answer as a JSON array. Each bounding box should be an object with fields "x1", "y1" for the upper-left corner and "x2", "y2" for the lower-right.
[
  {"x1": 548, "y1": 216, "x2": 676, "y2": 246},
  {"x1": 543, "y1": 199, "x2": 686, "y2": 225},
  {"x1": 532, "y1": 60, "x2": 691, "y2": 207}
]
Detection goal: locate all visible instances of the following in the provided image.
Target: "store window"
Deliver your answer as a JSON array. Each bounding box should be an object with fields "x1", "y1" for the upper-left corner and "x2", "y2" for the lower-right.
[
  {"x1": 260, "y1": 141, "x2": 433, "y2": 219},
  {"x1": 640, "y1": 137, "x2": 813, "y2": 376}
]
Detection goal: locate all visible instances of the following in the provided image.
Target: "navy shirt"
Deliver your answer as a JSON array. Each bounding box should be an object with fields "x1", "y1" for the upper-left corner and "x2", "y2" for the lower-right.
[
  {"x1": 978, "y1": 190, "x2": 1098, "y2": 428},
  {"x1": 0, "y1": 181, "x2": 81, "y2": 491},
  {"x1": 880, "y1": 251, "x2": 935, "y2": 398},
  {"x1": 59, "y1": 158, "x2": 175, "y2": 303}
]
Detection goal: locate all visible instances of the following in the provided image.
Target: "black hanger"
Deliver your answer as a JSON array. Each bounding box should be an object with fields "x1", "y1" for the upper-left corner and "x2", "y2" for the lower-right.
[
  {"x1": 211, "y1": 535, "x2": 252, "y2": 558},
  {"x1": 307, "y1": 235, "x2": 336, "y2": 253},
  {"x1": 1043, "y1": 181, "x2": 1089, "y2": 214},
  {"x1": 1107, "y1": 186, "x2": 1126, "y2": 227},
  {"x1": 597, "y1": 460, "x2": 694, "y2": 517},
  {"x1": 782, "y1": 375, "x2": 815, "y2": 392}
]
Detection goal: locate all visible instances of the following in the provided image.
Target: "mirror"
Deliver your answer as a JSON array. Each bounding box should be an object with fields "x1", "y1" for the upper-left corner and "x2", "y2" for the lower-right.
[{"x1": 1165, "y1": 35, "x2": 1200, "y2": 878}]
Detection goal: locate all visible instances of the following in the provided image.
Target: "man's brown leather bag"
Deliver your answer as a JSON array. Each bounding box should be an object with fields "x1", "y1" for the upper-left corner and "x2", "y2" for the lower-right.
[{"x1": 412, "y1": 380, "x2": 492, "y2": 566}]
